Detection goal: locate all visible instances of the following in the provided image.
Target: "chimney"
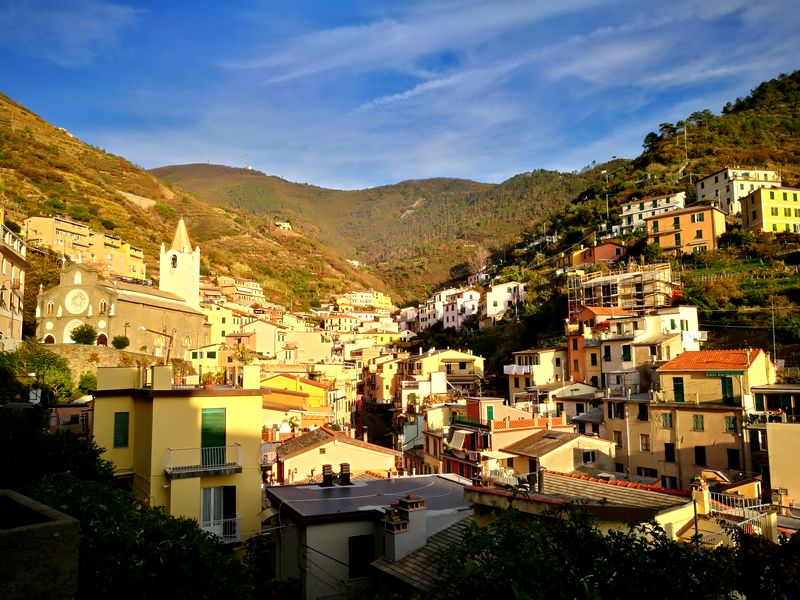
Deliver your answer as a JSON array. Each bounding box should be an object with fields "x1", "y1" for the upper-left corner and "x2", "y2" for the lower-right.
[
  {"x1": 320, "y1": 464, "x2": 334, "y2": 487},
  {"x1": 362, "y1": 426, "x2": 368, "y2": 443},
  {"x1": 537, "y1": 468, "x2": 544, "y2": 494},
  {"x1": 339, "y1": 462, "x2": 352, "y2": 486},
  {"x1": 383, "y1": 494, "x2": 427, "y2": 561}
]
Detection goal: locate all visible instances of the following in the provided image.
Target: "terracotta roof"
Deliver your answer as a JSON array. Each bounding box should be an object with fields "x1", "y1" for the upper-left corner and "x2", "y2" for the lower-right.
[
  {"x1": 372, "y1": 516, "x2": 473, "y2": 592},
  {"x1": 276, "y1": 427, "x2": 401, "y2": 460},
  {"x1": 658, "y1": 349, "x2": 761, "y2": 372},
  {"x1": 644, "y1": 205, "x2": 724, "y2": 220},
  {"x1": 501, "y1": 430, "x2": 612, "y2": 458},
  {"x1": 542, "y1": 471, "x2": 689, "y2": 505},
  {"x1": 580, "y1": 306, "x2": 634, "y2": 317}
]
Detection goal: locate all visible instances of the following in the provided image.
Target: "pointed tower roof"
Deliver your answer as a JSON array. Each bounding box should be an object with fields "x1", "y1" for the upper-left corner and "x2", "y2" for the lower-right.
[{"x1": 171, "y1": 218, "x2": 192, "y2": 252}]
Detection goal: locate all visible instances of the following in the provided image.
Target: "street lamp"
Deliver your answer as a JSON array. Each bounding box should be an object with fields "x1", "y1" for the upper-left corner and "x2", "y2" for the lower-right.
[{"x1": 139, "y1": 325, "x2": 174, "y2": 362}]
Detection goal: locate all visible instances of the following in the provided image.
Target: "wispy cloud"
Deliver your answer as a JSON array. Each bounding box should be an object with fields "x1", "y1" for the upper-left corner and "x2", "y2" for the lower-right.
[{"x1": 0, "y1": 0, "x2": 141, "y2": 67}]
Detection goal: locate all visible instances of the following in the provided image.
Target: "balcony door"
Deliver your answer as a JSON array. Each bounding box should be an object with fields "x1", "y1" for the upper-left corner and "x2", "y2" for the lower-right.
[
  {"x1": 201, "y1": 485, "x2": 236, "y2": 539},
  {"x1": 721, "y1": 377, "x2": 734, "y2": 404},
  {"x1": 201, "y1": 408, "x2": 226, "y2": 467}
]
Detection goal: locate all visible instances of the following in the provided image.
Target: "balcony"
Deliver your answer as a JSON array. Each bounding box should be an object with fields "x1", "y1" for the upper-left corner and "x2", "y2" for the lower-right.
[
  {"x1": 200, "y1": 516, "x2": 241, "y2": 543},
  {"x1": 452, "y1": 414, "x2": 490, "y2": 430},
  {"x1": 503, "y1": 365, "x2": 532, "y2": 375},
  {"x1": 164, "y1": 444, "x2": 243, "y2": 479}
]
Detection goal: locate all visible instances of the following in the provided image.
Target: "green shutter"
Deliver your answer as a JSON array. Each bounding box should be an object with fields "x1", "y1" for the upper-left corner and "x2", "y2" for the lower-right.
[
  {"x1": 721, "y1": 377, "x2": 734, "y2": 404},
  {"x1": 113, "y1": 412, "x2": 129, "y2": 448},
  {"x1": 201, "y1": 408, "x2": 226, "y2": 466},
  {"x1": 755, "y1": 393, "x2": 764, "y2": 411},
  {"x1": 486, "y1": 406, "x2": 494, "y2": 421},
  {"x1": 673, "y1": 377, "x2": 684, "y2": 403}
]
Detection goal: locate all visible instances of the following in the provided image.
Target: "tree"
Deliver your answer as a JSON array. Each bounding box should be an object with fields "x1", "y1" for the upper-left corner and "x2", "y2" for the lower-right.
[
  {"x1": 17, "y1": 341, "x2": 74, "y2": 403},
  {"x1": 642, "y1": 132, "x2": 661, "y2": 153},
  {"x1": 77, "y1": 371, "x2": 97, "y2": 395},
  {"x1": 70, "y1": 323, "x2": 98, "y2": 345},
  {"x1": 111, "y1": 335, "x2": 130, "y2": 350}
]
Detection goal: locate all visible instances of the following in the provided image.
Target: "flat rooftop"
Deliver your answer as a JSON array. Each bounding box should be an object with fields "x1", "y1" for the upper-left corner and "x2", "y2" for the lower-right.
[{"x1": 264, "y1": 474, "x2": 470, "y2": 522}]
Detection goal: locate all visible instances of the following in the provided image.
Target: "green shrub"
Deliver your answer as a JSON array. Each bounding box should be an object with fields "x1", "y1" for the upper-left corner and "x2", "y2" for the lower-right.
[
  {"x1": 154, "y1": 203, "x2": 176, "y2": 219},
  {"x1": 70, "y1": 323, "x2": 98, "y2": 345},
  {"x1": 78, "y1": 372, "x2": 97, "y2": 395},
  {"x1": 111, "y1": 335, "x2": 130, "y2": 350}
]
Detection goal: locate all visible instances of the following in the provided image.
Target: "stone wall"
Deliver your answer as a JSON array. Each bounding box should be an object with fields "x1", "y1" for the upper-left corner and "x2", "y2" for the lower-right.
[{"x1": 47, "y1": 343, "x2": 155, "y2": 384}]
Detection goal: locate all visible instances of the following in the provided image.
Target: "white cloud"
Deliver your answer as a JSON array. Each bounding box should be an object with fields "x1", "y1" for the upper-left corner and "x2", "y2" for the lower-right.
[{"x1": 0, "y1": 0, "x2": 141, "y2": 67}]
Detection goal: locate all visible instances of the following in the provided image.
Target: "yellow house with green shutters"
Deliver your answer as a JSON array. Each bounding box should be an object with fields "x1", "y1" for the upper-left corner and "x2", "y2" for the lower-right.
[
  {"x1": 93, "y1": 365, "x2": 264, "y2": 545},
  {"x1": 261, "y1": 373, "x2": 332, "y2": 408}
]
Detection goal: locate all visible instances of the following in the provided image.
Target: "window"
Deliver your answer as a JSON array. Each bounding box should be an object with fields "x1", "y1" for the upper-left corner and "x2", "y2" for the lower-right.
[
  {"x1": 514, "y1": 377, "x2": 520, "y2": 388},
  {"x1": 572, "y1": 359, "x2": 579, "y2": 372},
  {"x1": 46, "y1": 301, "x2": 54, "y2": 315},
  {"x1": 319, "y1": 448, "x2": 326, "y2": 454},
  {"x1": 582, "y1": 451, "x2": 596, "y2": 464},
  {"x1": 113, "y1": 412, "x2": 129, "y2": 448},
  {"x1": 555, "y1": 357, "x2": 561, "y2": 367},
  {"x1": 171, "y1": 255, "x2": 178, "y2": 268},
  {"x1": 348, "y1": 533, "x2": 375, "y2": 579},
  {"x1": 670, "y1": 377, "x2": 684, "y2": 403},
  {"x1": 524, "y1": 377, "x2": 530, "y2": 388},
  {"x1": 603, "y1": 346, "x2": 611, "y2": 361},
  {"x1": 661, "y1": 412, "x2": 673, "y2": 429},
  {"x1": 724, "y1": 415, "x2": 738, "y2": 433},
  {"x1": 201, "y1": 408, "x2": 226, "y2": 466},
  {"x1": 727, "y1": 448, "x2": 741, "y2": 470},
  {"x1": 694, "y1": 445, "x2": 707, "y2": 466},
  {"x1": 608, "y1": 402, "x2": 625, "y2": 419},
  {"x1": 664, "y1": 443, "x2": 675, "y2": 463},
  {"x1": 640, "y1": 434, "x2": 651, "y2": 452},
  {"x1": 786, "y1": 208, "x2": 792, "y2": 217},
  {"x1": 613, "y1": 430, "x2": 623, "y2": 448},
  {"x1": 661, "y1": 475, "x2": 678, "y2": 489},
  {"x1": 207, "y1": 351, "x2": 217, "y2": 359},
  {"x1": 691, "y1": 212, "x2": 705, "y2": 223},
  {"x1": 636, "y1": 467, "x2": 657, "y2": 478},
  {"x1": 590, "y1": 353, "x2": 598, "y2": 366},
  {"x1": 674, "y1": 233, "x2": 681, "y2": 246},
  {"x1": 572, "y1": 338, "x2": 578, "y2": 350},
  {"x1": 637, "y1": 403, "x2": 648, "y2": 421},
  {"x1": 99, "y1": 299, "x2": 107, "y2": 314},
  {"x1": 695, "y1": 229, "x2": 703, "y2": 239},
  {"x1": 621, "y1": 344, "x2": 631, "y2": 361},
  {"x1": 692, "y1": 414, "x2": 704, "y2": 431},
  {"x1": 771, "y1": 207, "x2": 779, "y2": 216}
]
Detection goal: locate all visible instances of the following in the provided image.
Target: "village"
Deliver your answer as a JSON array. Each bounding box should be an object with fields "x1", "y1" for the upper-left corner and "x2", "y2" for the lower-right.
[{"x1": 3, "y1": 164, "x2": 800, "y2": 598}]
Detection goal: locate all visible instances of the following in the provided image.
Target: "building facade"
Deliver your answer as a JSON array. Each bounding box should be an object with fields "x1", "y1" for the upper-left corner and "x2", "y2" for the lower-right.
[
  {"x1": 695, "y1": 167, "x2": 781, "y2": 216},
  {"x1": 620, "y1": 192, "x2": 686, "y2": 234},
  {"x1": 0, "y1": 208, "x2": 27, "y2": 350},
  {"x1": 740, "y1": 186, "x2": 800, "y2": 233},
  {"x1": 645, "y1": 206, "x2": 727, "y2": 254}
]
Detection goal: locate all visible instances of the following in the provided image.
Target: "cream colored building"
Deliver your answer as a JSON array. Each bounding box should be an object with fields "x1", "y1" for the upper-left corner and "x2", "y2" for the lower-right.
[
  {"x1": 36, "y1": 219, "x2": 209, "y2": 357},
  {"x1": 620, "y1": 192, "x2": 686, "y2": 234},
  {"x1": 398, "y1": 348, "x2": 485, "y2": 396},
  {"x1": 766, "y1": 422, "x2": 800, "y2": 508},
  {"x1": 93, "y1": 365, "x2": 263, "y2": 544},
  {"x1": 740, "y1": 186, "x2": 800, "y2": 233},
  {"x1": 0, "y1": 208, "x2": 27, "y2": 350},
  {"x1": 504, "y1": 346, "x2": 568, "y2": 400},
  {"x1": 25, "y1": 215, "x2": 146, "y2": 281},
  {"x1": 216, "y1": 275, "x2": 266, "y2": 307},
  {"x1": 502, "y1": 429, "x2": 616, "y2": 475},
  {"x1": 695, "y1": 166, "x2": 781, "y2": 216}
]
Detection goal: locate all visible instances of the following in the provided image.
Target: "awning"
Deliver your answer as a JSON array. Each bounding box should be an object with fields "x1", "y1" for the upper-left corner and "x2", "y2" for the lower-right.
[
  {"x1": 446, "y1": 429, "x2": 471, "y2": 450},
  {"x1": 482, "y1": 450, "x2": 515, "y2": 460}
]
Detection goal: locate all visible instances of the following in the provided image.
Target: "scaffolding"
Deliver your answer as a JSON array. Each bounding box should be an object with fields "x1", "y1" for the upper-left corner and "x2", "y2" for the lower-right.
[{"x1": 567, "y1": 263, "x2": 680, "y2": 321}]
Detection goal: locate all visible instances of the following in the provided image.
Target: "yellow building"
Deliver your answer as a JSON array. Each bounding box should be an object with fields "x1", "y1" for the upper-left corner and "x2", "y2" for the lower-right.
[
  {"x1": 399, "y1": 348, "x2": 485, "y2": 395},
  {"x1": 261, "y1": 373, "x2": 332, "y2": 409},
  {"x1": 0, "y1": 207, "x2": 28, "y2": 350},
  {"x1": 25, "y1": 215, "x2": 146, "y2": 280},
  {"x1": 273, "y1": 427, "x2": 400, "y2": 484},
  {"x1": 93, "y1": 365, "x2": 263, "y2": 544},
  {"x1": 740, "y1": 186, "x2": 800, "y2": 233},
  {"x1": 504, "y1": 346, "x2": 568, "y2": 401},
  {"x1": 766, "y1": 422, "x2": 800, "y2": 508}
]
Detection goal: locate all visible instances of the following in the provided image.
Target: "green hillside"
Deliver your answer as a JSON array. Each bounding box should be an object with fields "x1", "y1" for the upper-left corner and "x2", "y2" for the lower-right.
[{"x1": 0, "y1": 92, "x2": 387, "y2": 312}]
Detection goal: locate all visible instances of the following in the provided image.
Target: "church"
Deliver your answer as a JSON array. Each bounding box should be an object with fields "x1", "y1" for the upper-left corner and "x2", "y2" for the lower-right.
[{"x1": 36, "y1": 219, "x2": 210, "y2": 360}]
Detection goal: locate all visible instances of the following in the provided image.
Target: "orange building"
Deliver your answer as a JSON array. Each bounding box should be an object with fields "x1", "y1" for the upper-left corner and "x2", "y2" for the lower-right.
[{"x1": 645, "y1": 206, "x2": 727, "y2": 254}]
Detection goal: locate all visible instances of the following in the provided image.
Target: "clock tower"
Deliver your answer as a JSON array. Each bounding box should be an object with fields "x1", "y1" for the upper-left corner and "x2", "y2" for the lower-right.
[{"x1": 159, "y1": 218, "x2": 201, "y2": 309}]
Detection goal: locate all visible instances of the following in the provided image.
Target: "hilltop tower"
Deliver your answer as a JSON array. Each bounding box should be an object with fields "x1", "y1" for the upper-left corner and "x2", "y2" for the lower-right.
[{"x1": 159, "y1": 218, "x2": 200, "y2": 309}]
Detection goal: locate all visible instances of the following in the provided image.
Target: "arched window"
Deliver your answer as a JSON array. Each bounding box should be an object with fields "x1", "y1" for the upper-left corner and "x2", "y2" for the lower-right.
[
  {"x1": 43, "y1": 335, "x2": 56, "y2": 344},
  {"x1": 46, "y1": 302, "x2": 55, "y2": 316},
  {"x1": 183, "y1": 335, "x2": 191, "y2": 347},
  {"x1": 532, "y1": 354, "x2": 540, "y2": 366},
  {"x1": 171, "y1": 255, "x2": 178, "y2": 268},
  {"x1": 74, "y1": 271, "x2": 82, "y2": 285},
  {"x1": 99, "y1": 300, "x2": 107, "y2": 314}
]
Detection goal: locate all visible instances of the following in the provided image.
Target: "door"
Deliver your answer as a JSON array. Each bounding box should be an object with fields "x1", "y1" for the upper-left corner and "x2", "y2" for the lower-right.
[
  {"x1": 201, "y1": 408, "x2": 226, "y2": 466},
  {"x1": 721, "y1": 377, "x2": 734, "y2": 404},
  {"x1": 201, "y1": 486, "x2": 224, "y2": 536},
  {"x1": 673, "y1": 377, "x2": 684, "y2": 403}
]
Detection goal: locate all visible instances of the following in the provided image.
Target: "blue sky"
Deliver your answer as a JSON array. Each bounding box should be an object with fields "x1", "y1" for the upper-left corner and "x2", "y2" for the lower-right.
[{"x1": 1, "y1": 1, "x2": 799, "y2": 190}]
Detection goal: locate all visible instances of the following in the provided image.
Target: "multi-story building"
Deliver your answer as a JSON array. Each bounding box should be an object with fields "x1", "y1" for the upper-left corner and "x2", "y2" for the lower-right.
[
  {"x1": 620, "y1": 192, "x2": 686, "y2": 234},
  {"x1": 398, "y1": 348, "x2": 485, "y2": 396},
  {"x1": 482, "y1": 281, "x2": 526, "y2": 321},
  {"x1": 566, "y1": 263, "x2": 678, "y2": 321},
  {"x1": 418, "y1": 286, "x2": 461, "y2": 331},
  {"x1": 346, "y1": 289, "x2": 394, "y2": 310},
  {"x1": 740, "y1": 186, "x2": 800, "y2": 233},
  {"x1": 645, "y1": 205, "x2": 727, "y2": 255},
  {"x1": 638, "y1": 348, "x2": 776, "y2": 489},
  {"x1": 216, "y1": 275, "x2": 266, "y2": 307},
  {"x1": 564, "y1": 243, "x2": 626, "y2": 270},
  {"x1": 362, "y1": 353, "x2": 408, "y2": 404},
  {"x1": 24, "y1": 215, "x2": 146, "y2": 280},
  {"x1": 93, "y1": 365, "x2": 263, "y2": 544},
  {"x1": 0, "y1": 208, "x2": 27, "y2": 350},
  {"x1": 442, "y1": 289, "x2": 480, "y2": 330},
  {"x1": 695, "y1": 167, "x2": 781, "y2": 216},
  {"x1": 504, "y1": 346, "x2": 568, "y2": 401}
]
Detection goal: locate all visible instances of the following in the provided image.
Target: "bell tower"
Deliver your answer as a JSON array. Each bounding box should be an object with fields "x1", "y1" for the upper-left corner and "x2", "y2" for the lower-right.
[{"x1": 159, "y1": 218, "x2": 200, "y2": 308}]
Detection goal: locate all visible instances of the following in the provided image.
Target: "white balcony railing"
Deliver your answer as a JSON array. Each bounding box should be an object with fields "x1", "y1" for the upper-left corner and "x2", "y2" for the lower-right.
[
  {"x1": 200, "y1": 516, "x2": 241, "y2": 543},
  {"x1": 503, "y1": 365, "x2": 532, "y2": 375},
  {"x1": 164, "y1": 444, "x2": 243, "y2": 477}
]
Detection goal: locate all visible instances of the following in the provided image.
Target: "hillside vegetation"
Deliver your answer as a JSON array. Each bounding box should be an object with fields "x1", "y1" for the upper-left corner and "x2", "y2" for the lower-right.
[{"x1": 0, "y1": 93, "x2": 386, "y2": 309}]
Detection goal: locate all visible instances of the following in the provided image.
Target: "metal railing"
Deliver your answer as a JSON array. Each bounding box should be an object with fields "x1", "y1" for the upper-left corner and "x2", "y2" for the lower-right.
[
  {"x1": 164, "y1": 444, "x2": 242, "y2": 475},
  {"x1": 200, "y1": 516, "x2": 241, "y2": 543},
  {"x1": 709, "y1": 492, "x2": 771, "y2": 520}
]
